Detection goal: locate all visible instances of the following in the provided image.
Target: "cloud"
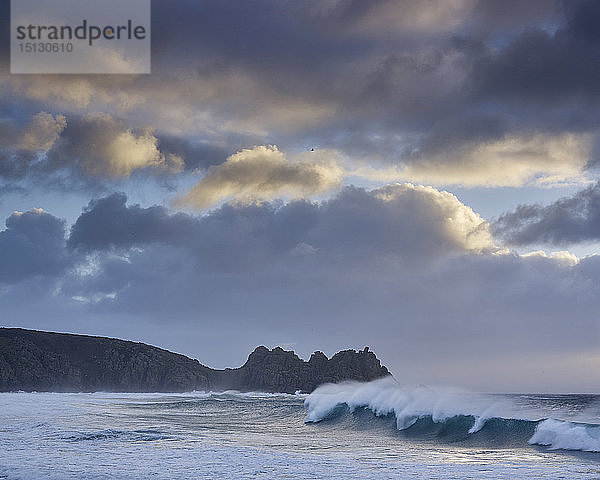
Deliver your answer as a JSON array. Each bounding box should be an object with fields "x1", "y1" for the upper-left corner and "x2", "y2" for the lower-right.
[
  {"x1": 48, "y1": 113, "x2": 184, "y2": 179},
  {"x1": 0, "y1": 5, "x2": 579, "y2": 177},
  {"x1": 0, "y1": 112, "x2": 185, "y2": 184},
  {"x1": 349, "y1": 131, "x2": 593, "y2": 188},
  {"x1": 0, "y1": 112, "x2": 66, "y2": 179},
  {"x1": 520, "y1": 250, "x2": 579, "y2": 266},
  {"x1": 70, "y1": 184, "x2": 494, "y2": 267},
  {"x1": 176, "y1": 135, "x2": 594, "y2": 213},
  {"x1": 2, "y1": 184, "x2": 600, "y2": 390},
  {"x1": 308, "y1": 0, "x2": 560, "y2": 37},
  {"x1": 0, "y1": 208, "x2": 71, "y2": 283},
  {"x1": 68, "y1": 192, "x2": 196, "y2": 252},
  {"x1": 18, "y1": 112, "x2": 67, "y2": 152},
  {"x1": 63, "y1": 184, "x2": 498, "y2": 317},
  {"x1": 52, "y1": 189, "x2": 598, "y2": 391},
  {"x1": 59, "y1": 183, "x2": 499, "y2": 313},
  {"x1": 2, "y1": 1, "x2": 600, "y2": 392},
  {"x1": 8, "y1": 76, "x2": 139, "y2": 110},
  {"x1": 176, "y1": 145, "x2": 343, "y2": 209},
  {"x1": 472, "y1": 1, "x2": 600, "y2": 106},
  {"x1": 493, "y1": 181, "x2": 600, "y2": 245},
  {"x1": 0, "y1": 1, "x2": 599, "y2": 192},
  {"x1": 400, "y1": 132, "x2": 594, "y2": 187},
  {"x1": 371, "y1": 183, "x2": 495, "y2": 252},
  {"x1": 156, "y1": 134, "x2": 230, "y2": 171}
]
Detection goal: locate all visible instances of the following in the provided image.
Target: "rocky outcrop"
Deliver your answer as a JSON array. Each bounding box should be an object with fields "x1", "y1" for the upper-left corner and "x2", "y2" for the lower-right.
[
  {"x1": 0, "y1": 328, "x2": 390, "y2": 393},
  {"x1": 213, "y1": 346, "x2": 390, "y2": 393}
]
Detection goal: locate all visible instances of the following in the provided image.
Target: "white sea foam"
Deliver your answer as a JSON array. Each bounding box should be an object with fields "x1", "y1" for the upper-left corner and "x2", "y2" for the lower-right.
[
  {"x1": 304, "y1": 376, "x2": 600, "y2": 452},
  {"x1": 529, "y1": 419, "x2": 600, "y2": 452},
  {"x1": 184, "y1": 390, "x2": 305, "y2": 399},
  {"x1": 304, "y1": 376, "x2": 524, "y2": 431}
]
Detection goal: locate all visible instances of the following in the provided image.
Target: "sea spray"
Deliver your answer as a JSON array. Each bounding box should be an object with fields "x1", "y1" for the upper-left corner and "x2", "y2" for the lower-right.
[
  {"x1": 304, "y1": 376, "x2": 519, "y2": 430},
  {"x1": 304, "y1": 377, "x2": 600, "y2": 452},
  {"x1": 529, "y1": 419, "x2": 600, "y2": 452}
]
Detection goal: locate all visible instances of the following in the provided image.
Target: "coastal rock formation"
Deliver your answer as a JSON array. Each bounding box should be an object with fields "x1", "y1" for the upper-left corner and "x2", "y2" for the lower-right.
[
  {"x1": 0, "y1": 328, "x2": 390, "y2": 393},
  {"x1": 0, "y1": 328, "x2": 213, "y2": 392},
  {"x1": 213, "y1": 346, "x2": 390, "y2": 393}
]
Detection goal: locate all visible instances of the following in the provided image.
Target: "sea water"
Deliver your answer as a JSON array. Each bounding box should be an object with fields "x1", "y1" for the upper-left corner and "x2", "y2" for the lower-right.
[{"x1": 1, "y1": 376, "x2": 599, "y2": 479}]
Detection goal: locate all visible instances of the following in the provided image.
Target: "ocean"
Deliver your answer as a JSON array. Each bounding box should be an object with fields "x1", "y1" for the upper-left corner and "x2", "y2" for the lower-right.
[{"x1": 1, "y1": 376, "x2": 599, "y2": 479}]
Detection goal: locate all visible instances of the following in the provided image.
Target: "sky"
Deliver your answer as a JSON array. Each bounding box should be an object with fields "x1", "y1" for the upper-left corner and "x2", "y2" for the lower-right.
[{"x1": 1, "y1": 0, "x2": 600, "y2": 393}]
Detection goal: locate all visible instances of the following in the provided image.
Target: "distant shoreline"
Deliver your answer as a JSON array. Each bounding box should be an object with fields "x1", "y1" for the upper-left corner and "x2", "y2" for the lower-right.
[{"x1": 0, "y1": 327, "x2": 390, "y2": 394}]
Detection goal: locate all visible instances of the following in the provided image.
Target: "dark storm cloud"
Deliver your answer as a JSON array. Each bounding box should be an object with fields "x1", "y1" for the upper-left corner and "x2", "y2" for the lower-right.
[
  {"x1": 493, "y1": 182, "x2": 600, "y2": 246},
  {"x1": 165, "y1": 2, "x2": 335, "y2": 62},
  {"x1": 1, "y1": 1, "x2": 599, "y2": 188},
  {"x1": 58, "y1": 185, "x2": 493, "y2": 318},
  {"x1": 67, "y1": 193, "x2": 196, "y2": 252},
  {"x1": 61, "y1": 184, "x2": 493, "y2": 313},
  {"x1": 68, "y1": 186, "x2": 492, "y2": 266},
  {"x1": 150, "y1": 0, "x2": 600, "y2": 178},
  {"x1": 378, "y1": 0, "x2": 600, "y2": 166},
  {"x1": 0, "y1": 208, "x2": 71, "y2": 283},
  {"x1": 472, "y1": 17, "x2": 600, "y2": 107}
]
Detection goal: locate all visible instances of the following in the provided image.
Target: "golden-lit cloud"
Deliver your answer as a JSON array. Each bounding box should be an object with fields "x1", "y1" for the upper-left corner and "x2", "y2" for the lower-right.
[
  {"x1": 177, "y1": 145, "x2": 343, "y2": 209},
  {"x1": 51, "y1": 113, "x2": 183, "y2": 178},
  {"x1": 372, "y1": 183, "x2": 495, "y2": 253},
  {"x1": 84, "y1": 124, "x2": 183, "y2": 178},
  {"x1": 176, "y1": 135, "x2": 595, "y2": 212},
  {"x1": 351, "y1": 133, "x2": 593, "y2": 188},
  {"x1": 521, "y1": 250, "x2": 579, "y2": 266}
]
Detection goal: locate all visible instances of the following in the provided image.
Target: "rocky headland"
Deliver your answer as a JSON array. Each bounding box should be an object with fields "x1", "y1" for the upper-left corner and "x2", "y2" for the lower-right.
[{"x1": 0, "y1": 328, "x2": 390, "y2": 393}]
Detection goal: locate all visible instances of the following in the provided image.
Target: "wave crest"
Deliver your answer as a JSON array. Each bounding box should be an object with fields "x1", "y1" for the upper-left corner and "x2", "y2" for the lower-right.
[
  {"x1": 529, "y1": 419, "x2": 600, "y2": 452},
  {"x1": 304, "y1": 377, "x2": 600, "y2": 453}
]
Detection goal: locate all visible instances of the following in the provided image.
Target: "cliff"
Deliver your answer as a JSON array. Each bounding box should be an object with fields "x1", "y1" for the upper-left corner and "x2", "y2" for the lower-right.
[
  {"x1": 212, "y1": 345, "x2": 389, "y2": 393},
  {"x1": 0, "y1": 328, "x2": 390, "y2": 393},
  {"x1": 0, "y1": 328, "x2": 213, "y2": 392}
]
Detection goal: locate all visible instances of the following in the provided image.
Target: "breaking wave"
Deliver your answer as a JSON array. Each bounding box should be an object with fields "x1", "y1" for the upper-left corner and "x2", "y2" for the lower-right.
[
  {"x1": 530, "y1": 419, "x2": 600, "y2": 452},
  {"x1": 304, "y1": 377, "x2": 600, "y2": 453}
]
